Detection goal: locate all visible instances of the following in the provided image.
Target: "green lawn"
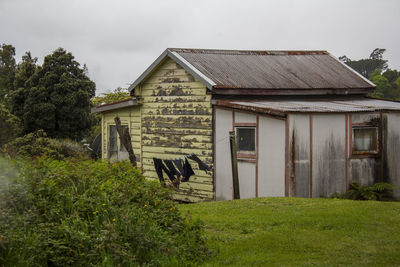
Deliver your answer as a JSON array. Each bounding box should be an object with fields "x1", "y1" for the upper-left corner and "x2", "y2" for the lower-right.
[{"x1": 179, "y1": 198, "x2": 400, "y2": 266}]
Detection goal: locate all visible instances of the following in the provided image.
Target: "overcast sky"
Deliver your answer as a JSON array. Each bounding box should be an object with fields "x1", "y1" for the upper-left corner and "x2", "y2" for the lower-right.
[{"x1": 1, "y1": 0, "x2": 399, "y2": 95}]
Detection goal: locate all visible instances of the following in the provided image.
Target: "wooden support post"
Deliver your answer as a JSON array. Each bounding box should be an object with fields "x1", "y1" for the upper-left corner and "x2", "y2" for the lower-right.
[
  {"x1": 229, "y1": 131, "x2": 240, "y2": 199},
  {"x1": 114, "y1": 116, "x2": 137, "y2": 167}
]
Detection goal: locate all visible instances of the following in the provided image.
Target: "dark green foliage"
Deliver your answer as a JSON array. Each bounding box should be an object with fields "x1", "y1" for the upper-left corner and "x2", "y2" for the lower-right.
[
  {"x1": 9, "y1": 48, "x2": 96, "y2": 140},
  {"x1": 340, "y1": 48, "x2": 400, "y2": 100},
  {"x1": 91, "y1": 87, "x2": 131, "y2": 106},
  {"x1": 369, "y1": 70, "x2": 400, "y2": 99},
  {"x1": 0, "y1": 158, "x2": 210, "y2": 266},
  {"x1": 339, "y1": 48, "x2": 388, "y2": 78},
  {"x1": 4, "y1": 130, "x2": 89, "y2": 160},
  {"x1": 0, "y1": 44, "x2": 16, "y2": 103},
  {"x1": 9, "y1": 52, "x2": 38, "y2": 119},
  {"x1": 0, "y1": 104, "x2": 22, "y2": 147},
  {"x1": 346, "y1": 182, "x2": 395, "y2": 201}
]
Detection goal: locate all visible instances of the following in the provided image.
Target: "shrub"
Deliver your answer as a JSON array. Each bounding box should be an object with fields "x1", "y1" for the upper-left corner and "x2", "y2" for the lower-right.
[
  {"x1": 3, "y1": 130, "x2": 89, "y2": 159},
  {"x1": 0, "y1": 157, "x2": 210, "y2": 266},
  {"x1": 346, "y1": 182, "x2": 395, "y2": 201},
  {"x1": 0, "y1": 103, "x2": 22, "y2": 147}
]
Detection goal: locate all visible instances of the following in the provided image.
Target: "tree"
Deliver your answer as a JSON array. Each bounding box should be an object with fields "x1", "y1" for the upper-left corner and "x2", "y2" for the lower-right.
[
  {"x1": 339, "y1": 48, "x2": 400, "y2": 100},
  {"x1": 10, "y1": 48, "x2": 96, "y2": 140},
  {"x1": 0, "y1": 103, "x2": 22, "y2": 148},
  {"x1": 91, "y1": 87, "x2": 131, "y2": 106},
  {"x1": 9, "y1": 52, "x2": 38, "y2": 119},
  {"x1": 339, "y1": 48, "x2": 388, "y2": 78},
  {"x1": 0, "y1": 44, "x2": 16, "y2": 103},
  {"x1": 369, "y1": 70, "x2": 393, "y2": 98}
]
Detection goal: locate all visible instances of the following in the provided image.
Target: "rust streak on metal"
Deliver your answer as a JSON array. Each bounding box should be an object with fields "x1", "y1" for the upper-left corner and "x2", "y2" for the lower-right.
[{"x1": 233, "y1": 122, "x2": 257, "y2": 127}]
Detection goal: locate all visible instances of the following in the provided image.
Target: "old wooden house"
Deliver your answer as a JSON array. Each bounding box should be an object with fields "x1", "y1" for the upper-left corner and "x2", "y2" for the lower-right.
[{"x1": 92, "y1": 48, "x2": 400, "y2": 202}]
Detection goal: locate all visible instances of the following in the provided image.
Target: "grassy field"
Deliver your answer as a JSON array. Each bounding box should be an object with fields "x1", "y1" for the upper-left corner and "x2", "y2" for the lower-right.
[{"x1": 179, "y1": 198, "x2": 400, "y2": 266}]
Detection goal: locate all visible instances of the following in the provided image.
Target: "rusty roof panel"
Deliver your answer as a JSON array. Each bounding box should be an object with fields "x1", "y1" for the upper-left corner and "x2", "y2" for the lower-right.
[
  {"x1": 214, "y1": 98, "x2": 400, "y2": 114},
  {"x1": 170, "y1": 48, "x2": 374, "y2": 91}
]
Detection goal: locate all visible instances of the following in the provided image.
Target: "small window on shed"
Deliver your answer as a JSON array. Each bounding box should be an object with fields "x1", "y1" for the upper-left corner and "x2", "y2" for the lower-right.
[
  {"x1": 119, "y1": 125, "x2": 128, "y2": 152},
  {"x1": 236, "y1": 127, "x2": 256, "y2": 155},
  {"x1": 352, "y1": 126, "x2": 378, "y2": 154},
  {"x1": 109, "y1": 125, "x2": 118, "y2": 159}
]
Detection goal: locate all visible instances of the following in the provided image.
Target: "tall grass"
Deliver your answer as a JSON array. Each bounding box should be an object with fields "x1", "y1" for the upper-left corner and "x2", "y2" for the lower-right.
[{"x1": 0, "y1": 157, "x2": 210, "y2": 266}]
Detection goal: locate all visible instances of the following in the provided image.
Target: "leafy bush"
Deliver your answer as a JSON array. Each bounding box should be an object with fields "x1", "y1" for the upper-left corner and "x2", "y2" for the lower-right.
[
  {"x1": 0, "y1": 157, "x2": 210, "y2": 266},
  {"x1": 3, "y1": 130, "x2": 89, "y2": 160},
  {"x1": 346, "y1": 182, "x2": 395, "y2": 201},
  {"x1": 0, "y1": 103, "x2": 22, "y2": 147}
]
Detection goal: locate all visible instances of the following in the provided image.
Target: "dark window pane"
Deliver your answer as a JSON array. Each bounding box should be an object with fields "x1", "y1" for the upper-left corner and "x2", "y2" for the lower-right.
[
  {"x1": 109, "y1": 125, "x2": 118, "y2": 158},
  {"x1": 119, "y1": 125, "x2": 128, "y2": 152},
  {"x1": 353, "y1": 127, "x2": 378, "y2": 152},
  {"x1": 236, "y1": 127, "x2": 255, "y2": 152}
]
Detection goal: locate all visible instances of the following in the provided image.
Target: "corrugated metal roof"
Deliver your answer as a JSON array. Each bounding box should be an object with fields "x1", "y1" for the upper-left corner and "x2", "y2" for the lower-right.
[
  {"x1": 214, "y1": 98, "x2": 400, "y2": 115},
  {"x1": 129, "y1": 48, "x2": 375, "y2": 96},
  {"x1": 171, "y1": 48, "x2": 375, "y2": 91}
]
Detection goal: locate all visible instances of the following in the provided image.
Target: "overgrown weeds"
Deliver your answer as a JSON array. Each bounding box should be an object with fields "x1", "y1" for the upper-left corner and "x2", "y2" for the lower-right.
[{"x1": 0, "y1": 157, "x2": 210, "y2": 266}]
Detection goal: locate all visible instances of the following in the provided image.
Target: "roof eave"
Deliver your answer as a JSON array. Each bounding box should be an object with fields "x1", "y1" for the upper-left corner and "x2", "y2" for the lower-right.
[{"x1": 91, "y1": 98, "x2": 138, "y2": 114}]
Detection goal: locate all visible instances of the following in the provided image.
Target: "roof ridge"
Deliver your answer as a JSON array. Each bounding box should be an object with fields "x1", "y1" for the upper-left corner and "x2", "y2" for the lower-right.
[{"x1": 168, "y1": 48, "x2": 328, "y2": 55}]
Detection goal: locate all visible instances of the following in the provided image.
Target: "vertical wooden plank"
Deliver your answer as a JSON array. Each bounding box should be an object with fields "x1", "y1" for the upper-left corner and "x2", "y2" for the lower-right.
[
  {"x1": 212, "y1": 106, "x2": 216, "y2": 200},
  {"x1": 345, "y1": 114, "x2": 349, "y2": 191},
  {"x1": 230, "y1": 131, "x2": 240, "y2": 199},
  {"x1": 380, "y1": 112, "x2": 384, "y2": 182},
  {"x1": 349, "y1": 114, "x2": 353, "y2": 156},
  {"x1": 285, "y1": 116, "x2": 290, "y2": 197},
  {"x1": 309, "y1": 114, "x2": 313, "y2": 198},
  {"x1": 256, "y1": 114, "x2": 259, "y2": 198}
]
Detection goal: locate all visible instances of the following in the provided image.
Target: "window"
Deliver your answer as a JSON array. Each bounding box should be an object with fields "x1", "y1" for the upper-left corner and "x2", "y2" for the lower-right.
[
  {"x1": 108, "y1": 124, "x2": 129, "y2": 160},
  {"x1": 108, "y1": 125, "x2": 118, "y2": 159},
  {"x1": 352, "y1": 126, "x2": 378, "y2": 154},
  {"x1": 236, "y1": 127, "x2": 256, "y2": 155},
  {"x1": 119, "y1": 125, "x2": 128, "y2": 152}
]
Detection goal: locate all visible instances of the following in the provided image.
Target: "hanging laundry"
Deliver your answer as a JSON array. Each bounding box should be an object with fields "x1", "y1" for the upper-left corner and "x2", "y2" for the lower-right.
[
  {"x1": 187, "y1": 154, "x2": 212, "y2": 172},
  {"x1": 153, "y1": 157, "x2": 195, "y2": 185},
  {"x1": 153, "y1": 158, "x2": 175, "y2": 182},
  {"x1": 164, "y1": 159, "x2": 181, "y2": 179},
  {"x1": 172, "y1": 159, "x2": 184, "y2": 174},
  {"x1": 181, "y1": 158, "x2": 195, "y2": 182}
]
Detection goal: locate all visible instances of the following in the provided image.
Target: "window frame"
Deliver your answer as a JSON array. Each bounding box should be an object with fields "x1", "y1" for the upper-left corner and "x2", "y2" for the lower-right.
[
  {"x1": 107, "y1": 123, "x2": 129, "y2": 160},
  {"x1": 234, "y1": 124, "x2": 257, "y2": 159},
  {"x1": 351, "y1": 125, "x2": 380, "y2": 157}
]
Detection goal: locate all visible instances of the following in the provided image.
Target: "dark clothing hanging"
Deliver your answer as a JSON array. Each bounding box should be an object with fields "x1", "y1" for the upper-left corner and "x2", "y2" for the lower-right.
[
  {"x1": 164, "y1": 159, "x2": 180, "y2": 180},
  {"x1": 153, "y1": 157, "x2": 195, "y2": 184},
  {"x1": 188, "y1": 154, "x2": 212, "y2": 172},
  {"x1": 172, "y1": 159, "x2": 184, "y2": 174},
  {"x1": 182, "y1": 158, "x2": 195, "y2": 182},
  {"x1": 153, "y1": 158, "x2": 175, "y2": 182}
]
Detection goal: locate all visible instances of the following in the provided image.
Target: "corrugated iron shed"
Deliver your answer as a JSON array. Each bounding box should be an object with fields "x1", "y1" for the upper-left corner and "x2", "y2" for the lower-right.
[
  {"x1": 129, "y1": 48, "x2": 375, "y2": 96},
  {"x1": 214, "y1": 98, "x2": 400, "y2": 116}
]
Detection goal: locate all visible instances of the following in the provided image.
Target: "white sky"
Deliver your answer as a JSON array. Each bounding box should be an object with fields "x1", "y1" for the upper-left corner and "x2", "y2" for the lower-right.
[{"x1": 1, "y1": 0, "x2": 399, "y2": 95}]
